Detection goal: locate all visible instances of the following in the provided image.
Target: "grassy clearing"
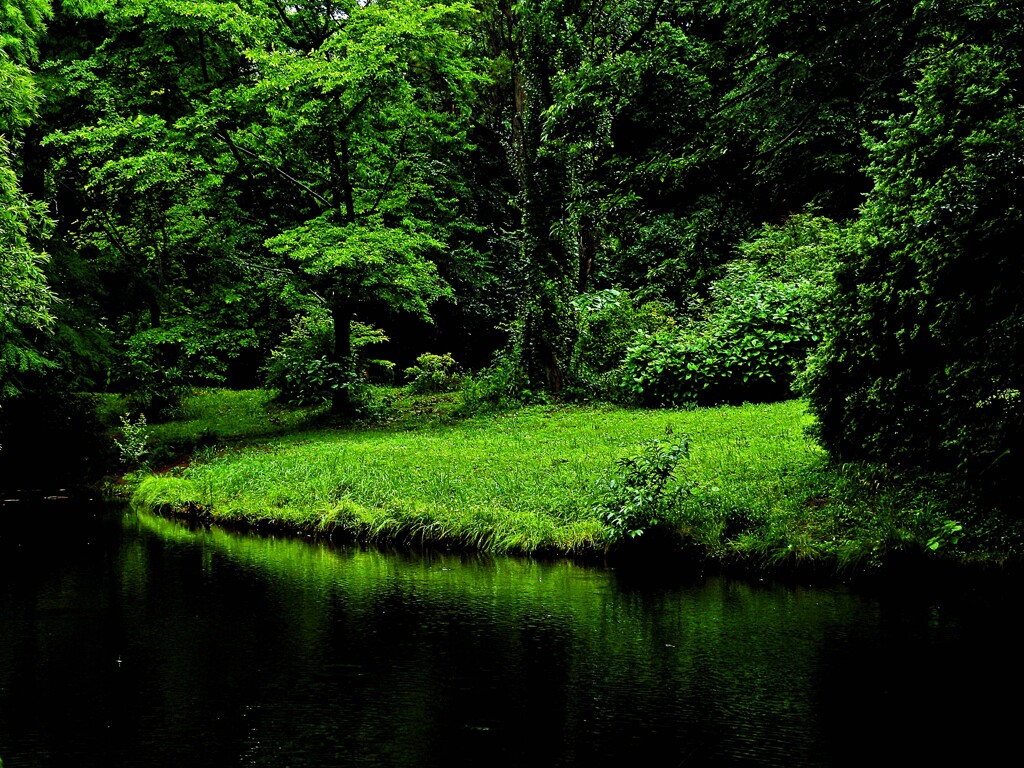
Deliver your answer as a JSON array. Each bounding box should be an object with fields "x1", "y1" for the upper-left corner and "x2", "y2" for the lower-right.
[
  {"x1": 152, "y1": 388, "x2": 324, "y2": 441},
  {"x1": 102, "y1": 389, "x2": 325, "y2": 467},
  {"x1": 127, "y1": 389, "x2": 1003, "y2": 568}
]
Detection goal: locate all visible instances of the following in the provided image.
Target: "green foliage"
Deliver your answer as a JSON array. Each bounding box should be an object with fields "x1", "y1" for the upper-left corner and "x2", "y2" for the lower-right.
[
  {"x1": 265, "y1": 222, "x2": 453, "y2": 327},
  {"x1": 263, "y1": 312, "x2": 336, "y2": 407},
  {"x1": 128, "y1": 390, "x2": 1021, "y2": 564},
  {"x1": 36, "y1": 0, "x2": 484, "y2": 412},
  {"x1": 621, "y1": 214, "x2": 840, "y2": 406},
  {"x1": 113, "y1": 412, "x2": 150, "y2": 467},
  {"x1": 0, "y1": 141, "x2": 54, "y2": 398},
  {"x1": 403, "y1": 353, "x2": 461, "y2": 394},
  {"x1": 803, "y1": 5, "x2": 1024, "y2": 503},
  {"x1": 110, "y1": 308, "x2": 265, "y2": 413},
  {"x1": 1, "y1": 3, "x2": 54, "y2": 400},
  {"x1": 114, "y1": 323, "x2": 218, "y2": 414},
  {"x1": 593, "y1": 436, "x2": 690, "y2": 540},
  {"x1": 456, "y1": 351, "x2": 530, "y2": 415},
  {"x1": 263, "y1": 311, "x2": 391, "y2": 410},
  {"x1": 244, "y1": 0, "x2": 485, "y2": 408},
  {"x1": 1, "y1": 0, "x2": 51, "y2": 63},
  {"x1": 569, "y1": 289, "x2": 676, "y2": 398},
  {"x1": 927, "y1": 519, "x2": 964, "y2": 553},
  {"x1": 42, "y1": 67, "x2": 279, "y2": 402}
]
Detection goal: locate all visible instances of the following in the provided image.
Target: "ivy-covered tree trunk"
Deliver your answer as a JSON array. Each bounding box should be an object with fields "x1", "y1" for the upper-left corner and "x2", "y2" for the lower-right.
[{"x1": 511, "y1": 0, "x2": 578, "y2": 393}]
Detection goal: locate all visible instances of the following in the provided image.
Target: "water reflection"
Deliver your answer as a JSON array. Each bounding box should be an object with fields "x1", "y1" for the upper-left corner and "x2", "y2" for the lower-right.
[{"x1": 0, "y1": 504, "x2": 1018, "y2": 767}]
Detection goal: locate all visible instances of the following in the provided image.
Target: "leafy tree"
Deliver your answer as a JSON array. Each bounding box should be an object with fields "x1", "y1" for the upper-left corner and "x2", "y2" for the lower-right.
[
  {"x1": 0, "y1": 134, "x2": 53, "y2": 398},
  {"x1": 1, "y1": 0, "x2": 54, "y2": 400},
  {"x1": 533, "y1": 0, "x2": 918, "y2": 303},
  {"x1": 709, "y1": 0, "x2": 915, "y2": 217},
  {"x1": 498, "y1": 0, "x2": 916, "y2": 393},
  {"x1": 226, "y1": 0, "x2": 485, "y2": 411},
  {"x1": 2, "y1": 0, "x2": 50, "y2": 62},
  {"x1": 38, "y1": 0, "x2": 324, "y2": 400},
  {"x1": 540, "y1": 0, "x2": 727, "y2": 299},
  {"x1": 497, "y1": 0, "x2": 709, "y2": 389},
  {"x1": 803, "y1": 1, "x2": 1024, "y2": 501}
]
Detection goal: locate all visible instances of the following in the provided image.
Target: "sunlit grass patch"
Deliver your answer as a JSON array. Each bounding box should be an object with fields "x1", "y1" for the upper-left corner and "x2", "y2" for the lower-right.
[
  {"x1": 135, "y1": 398, "x2": 822, "y2": 555},
  {"x1": 152, "y1": 388, "x2": 324, "y2": 442}
]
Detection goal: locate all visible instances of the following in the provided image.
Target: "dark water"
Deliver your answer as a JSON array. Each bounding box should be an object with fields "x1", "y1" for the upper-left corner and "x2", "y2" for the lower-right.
[{"x1": 0, "y1": 501, "x2": 1019, "y2": 767}]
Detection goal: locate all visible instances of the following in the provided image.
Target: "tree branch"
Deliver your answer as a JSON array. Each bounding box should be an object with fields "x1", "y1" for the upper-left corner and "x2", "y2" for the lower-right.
[{"x1": 222, "y1": 136, "x2": 332, "y2": 209}]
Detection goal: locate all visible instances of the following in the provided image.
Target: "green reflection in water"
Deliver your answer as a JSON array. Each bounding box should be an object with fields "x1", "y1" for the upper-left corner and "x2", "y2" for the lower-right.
[{"x1": 125, "y1": 510, "x2": 872, "y2": 767}]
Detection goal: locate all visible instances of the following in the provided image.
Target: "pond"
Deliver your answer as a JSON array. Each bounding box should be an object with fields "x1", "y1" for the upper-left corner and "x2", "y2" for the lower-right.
[{"x1": 0, "y1": 501, "x2": 1018, "y2": 767}]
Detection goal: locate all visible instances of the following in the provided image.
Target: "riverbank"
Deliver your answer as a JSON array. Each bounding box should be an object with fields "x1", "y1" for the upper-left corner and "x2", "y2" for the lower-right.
[{"x1": 120, "y1": 389, "x2": 1018, "y2": 572}]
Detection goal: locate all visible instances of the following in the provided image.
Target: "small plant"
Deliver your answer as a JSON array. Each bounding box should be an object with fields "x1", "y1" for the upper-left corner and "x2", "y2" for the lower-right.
[
  {"x1": 593, "y1": 436, "x2": 691, "y2": 540},
  {"x1": 403, "y1": 352, "x2": 461, "y2": 394},
  {"x1": 456, "y1": 352, "x2": 528, "y2": 415},
  {"x1": 927, "y1": 518, "x2": 964, "y2": 552},
  {"x1": 114, "y1": 413, "x2": 150, "y2": 467}
]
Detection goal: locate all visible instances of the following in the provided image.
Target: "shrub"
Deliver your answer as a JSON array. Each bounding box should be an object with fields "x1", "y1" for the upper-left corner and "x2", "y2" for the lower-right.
[
  {"x1": 456, "y1": 350, "x2": 529, "y2": 415},
  {"x1": 114, "y1": 326, "x2": 197, "y2": 415},
  {"x1": 112, "y1": 315, "x2": 260, "y2": 416},
  {"x1": 403, "y1": 352, "x2": 461, "y2": 394},
  {"x1": 113, "y1": 413, "x2": 150, "y2": 468},
  {"x1": 262, "y1": 311, "x2": 336, "y2": 406},
  {"x1": 619, "y1": 213, "x2": 840, "y2": 406},
  {"x1": 802, "y1": 23, "x2": 1024, "y2": 504},
  {"x1": 570, "y1": 289, "x2": 676, "y2": 398},
  {"x1": 593, "y1": 436, "x2": 691, "y2": 540},
  {"x1": 263, "y1": 310, "x2": 391, "y2": 408}
]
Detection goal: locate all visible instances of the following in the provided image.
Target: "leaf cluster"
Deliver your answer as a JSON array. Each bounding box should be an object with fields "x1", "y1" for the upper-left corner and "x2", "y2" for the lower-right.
[
  {"x1": 403, "y1": 352, "x2": 461, "y2": 394},
  {"x1": 803, "y1": 5, "x2": 1024, "y2": 504}
]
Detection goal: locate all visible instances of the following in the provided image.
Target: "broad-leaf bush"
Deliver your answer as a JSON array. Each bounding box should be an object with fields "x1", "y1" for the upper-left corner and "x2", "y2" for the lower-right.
[
  {"x1": 620, "y1": 213, "x2": 840, "y2": 406},
  {"x1": 111, "y1": 312, "x2": 262, "y2": 415},
  {"x1": 593, "y1": 436, "x2": 691, "y2": 540},
  {"x1": 456, "y1": 351, "x2": 529, "y2": 415},
  {"x1": 262, "y1": 311, "x2": 336, "y2": 406},
  {"x1": 115, "y1": 324, "x2": 208, "y2": 415},
  {"x1": 403, "y1": 352, "x2": 461, "y2": 393}
]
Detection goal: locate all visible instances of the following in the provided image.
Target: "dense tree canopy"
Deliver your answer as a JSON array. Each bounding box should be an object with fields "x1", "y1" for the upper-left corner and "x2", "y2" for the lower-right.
[{"x1": 1, "y1": 0, "x2": 1020, "y2": 501}]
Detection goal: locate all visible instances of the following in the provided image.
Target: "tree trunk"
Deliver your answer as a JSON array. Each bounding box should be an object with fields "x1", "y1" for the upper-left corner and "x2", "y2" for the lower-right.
[{"x1": 330, "y1": 292, "x2": 354, "y2": 414}]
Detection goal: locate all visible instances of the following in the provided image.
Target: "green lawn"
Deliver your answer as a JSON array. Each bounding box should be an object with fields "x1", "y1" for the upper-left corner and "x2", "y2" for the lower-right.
[{"x1": 129, "y1": 390, "x2": 982, "y2": 567}]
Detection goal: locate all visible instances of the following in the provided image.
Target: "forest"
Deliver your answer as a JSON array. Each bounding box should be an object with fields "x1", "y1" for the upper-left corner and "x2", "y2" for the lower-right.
[{"x1": 2, "y1": 0, "x2": 1022, "y2": 557}]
